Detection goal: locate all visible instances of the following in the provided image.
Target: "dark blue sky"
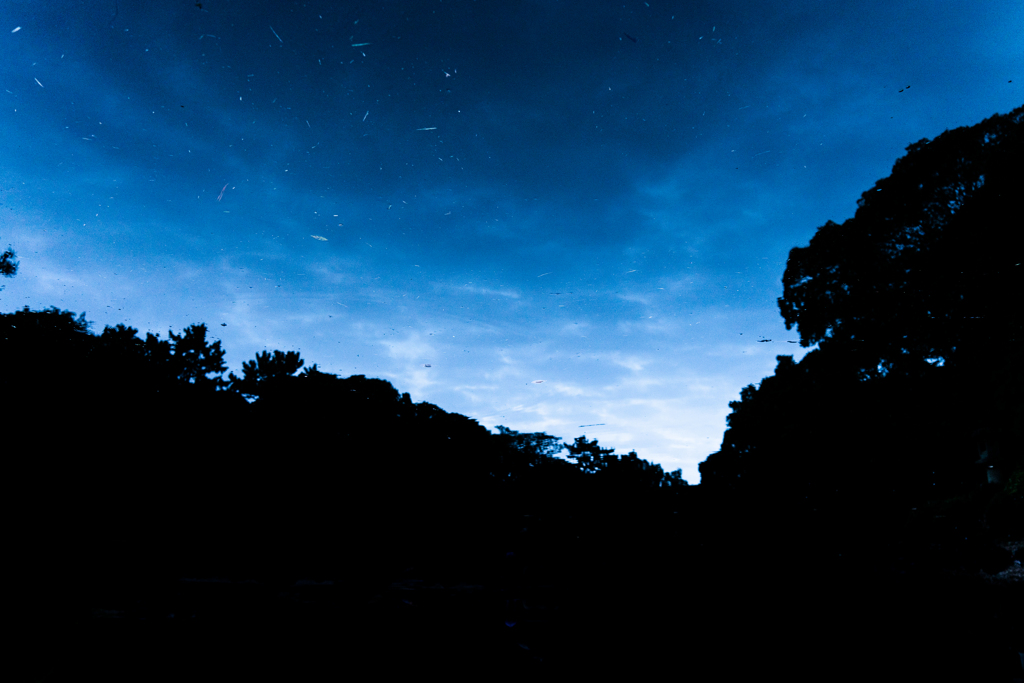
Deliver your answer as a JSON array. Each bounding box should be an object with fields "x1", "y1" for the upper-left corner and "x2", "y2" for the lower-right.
[{"x1": 2, "y1": 0, "x2": 1021, "y2": 481}]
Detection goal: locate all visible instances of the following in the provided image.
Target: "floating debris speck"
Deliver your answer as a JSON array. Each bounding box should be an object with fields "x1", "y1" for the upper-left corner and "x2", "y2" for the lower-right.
[{"x1": 311, "y1": 235, "x2": 328, "y2": 241}]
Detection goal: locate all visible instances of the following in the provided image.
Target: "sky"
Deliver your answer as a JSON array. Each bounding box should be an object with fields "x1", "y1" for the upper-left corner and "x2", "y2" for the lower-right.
[{"x1": 1, "y1": 0, "x2": 1021, "y2": 483}]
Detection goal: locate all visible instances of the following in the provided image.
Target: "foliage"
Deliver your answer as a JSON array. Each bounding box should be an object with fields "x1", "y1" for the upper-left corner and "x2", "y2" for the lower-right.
[
  {"x1": 1, "y1": 304, "x2": 90, "y2": 340},
  {"x1": 1, "y1": 305, "x2": 94, "y2": 387},
  {"x1": 563, "y1": 435, "x2": 616, "y2": 474},
  {"x1": 0, "y1": 244, "x2": 16, "y2": 290},
  {"x1": 167, "y1": 323, "x2": 228, "y2": 387},
  {"x1": 701, "y1": 106, "x2": 1024, "y2": 546},
  {"x1": 227, "y1": 349, "x2": 305, "y2": 399},
  {"x1": 492, "y1": 425, "x2": 564, "y2": 483},
  {"x1": 779, "y1": 104, "x2": 1023, "y2": 381}
]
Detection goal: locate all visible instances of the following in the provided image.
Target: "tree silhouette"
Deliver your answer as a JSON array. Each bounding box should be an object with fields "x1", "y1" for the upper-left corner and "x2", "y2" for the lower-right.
[
  {"x1": 773, "y1": 103, "x2": 1024, "y2": 508},
  {"x1": 702, "y1": 352, "x2": 950, "y2": 501},
  {"x1": 779, "y1": 104, "x2": 1023, "y2": 381},
  {"x1": 84, "y1": 323, "x2": 168, "y2": 416},
  {"x1": 94, "y1": 323, "x2": 145, "y2": 356},
  {"x1": 167, "y1": 323, "x2": 228, "y2": 388},
  {"x1": 663, "y1": 468, "x2": 689, "y2": 488},
  {"x1": 699, "y1": 105, "x2": 1024, "y2": 569},
  {"x1": 599, "y1": 449, "x2": 672, "y2": 489},
  {"x1": 0, "y1": 244, "x2": 16, "y2": 291},
  {"x1": 227, "y1": 349, "x2": 305, "y2": 399},
  {"x1": 1, "y1": 306, "x2": 93, "y2": 392},
  {"x1": 563, "y1": 435, "x2": 616, "y2": 475},
  {"x1": 492, "y1": 426, "x2": 564, "y2": 483}
]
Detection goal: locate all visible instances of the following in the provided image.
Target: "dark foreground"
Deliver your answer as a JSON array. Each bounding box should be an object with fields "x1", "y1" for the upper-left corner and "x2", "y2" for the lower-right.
[{"x1": 13, "y1": 525, "x2": 1024, "y2": 682}]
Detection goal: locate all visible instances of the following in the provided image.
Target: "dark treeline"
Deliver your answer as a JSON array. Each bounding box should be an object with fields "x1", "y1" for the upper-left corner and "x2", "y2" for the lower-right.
[
  {"x1": 6, "y1": 104, "x2": 1024, "y2": 680},
  {"x1": 3, "y1": 305, "x2": 688, "y2": 573},
  {"x1": 5, "y1": 303, "x2": 698, "y2": 676}
]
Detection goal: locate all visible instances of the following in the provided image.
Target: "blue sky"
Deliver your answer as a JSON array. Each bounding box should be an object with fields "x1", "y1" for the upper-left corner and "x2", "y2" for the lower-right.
[{"x1": 2, "y1": 0, "x2": 1021, "y2": 482}]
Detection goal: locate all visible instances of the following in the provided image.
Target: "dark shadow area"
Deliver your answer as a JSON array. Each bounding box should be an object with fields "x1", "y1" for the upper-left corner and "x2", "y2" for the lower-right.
[{"x1": 5, "y1": 104, "x2": 1023, "y2": 681}]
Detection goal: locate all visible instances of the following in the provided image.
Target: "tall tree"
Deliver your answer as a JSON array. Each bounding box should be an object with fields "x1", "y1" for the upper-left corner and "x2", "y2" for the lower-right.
[
  {"x1": 779, "y1": 104, "x2": 1023, "y2": 381},
  {"x1": 700, "y1": 106, "x2": 1024, "y2": 543}
]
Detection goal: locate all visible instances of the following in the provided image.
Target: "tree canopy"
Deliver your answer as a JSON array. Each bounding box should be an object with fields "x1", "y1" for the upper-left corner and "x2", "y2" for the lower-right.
[
  {"x1": 167, "y1": 323, "x2": 229, "y2": 388},
  {"x1": 0, "y1": 244, "x2": 16, "y2": 290},
  {"x1": 779, "y1": 104, "x2": 1023, "y2": 381},
  {"x1": 227, "y1": 349, "x2": 305, "y2": 399},
  {"x1": 701, "y1": 104, "x2": 1024, "y2": 544}
]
